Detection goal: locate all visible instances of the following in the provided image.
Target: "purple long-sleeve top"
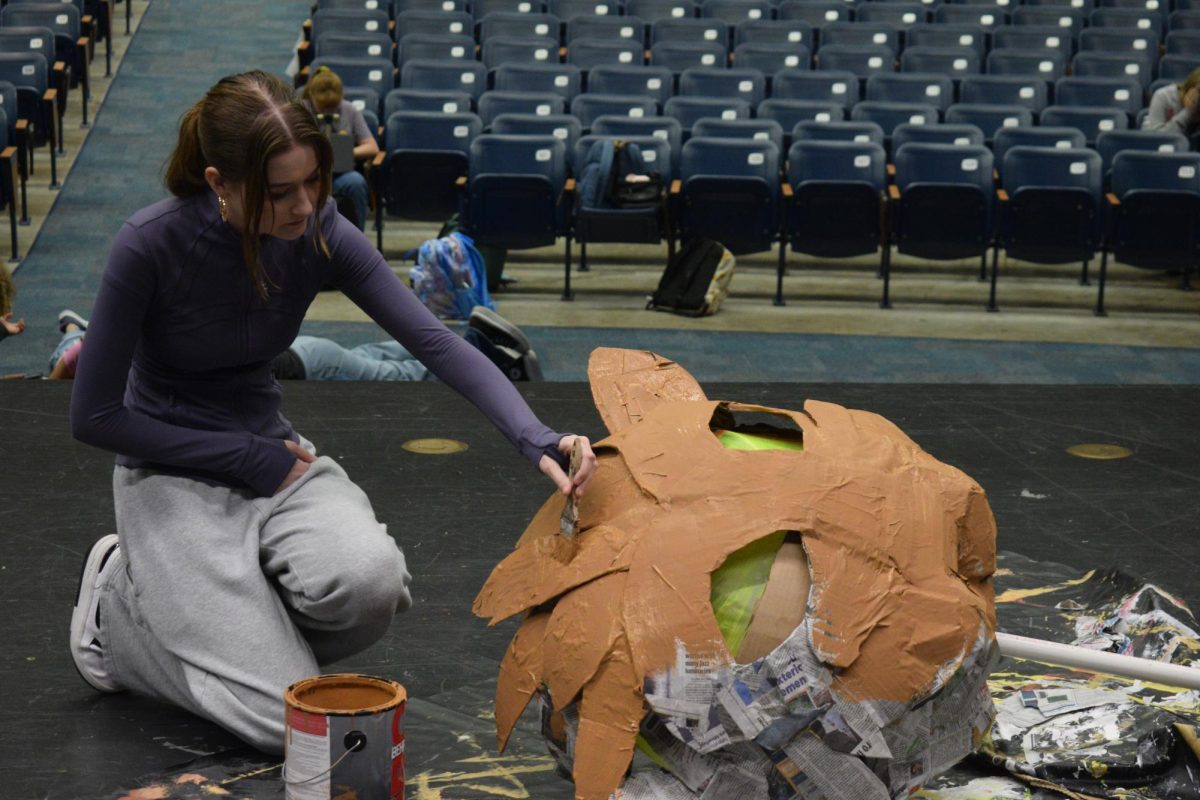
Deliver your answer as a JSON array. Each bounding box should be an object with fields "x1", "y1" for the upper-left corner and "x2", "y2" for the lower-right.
[{"x1": 71, "y1": 192, "x2": 565, "y2": 497}]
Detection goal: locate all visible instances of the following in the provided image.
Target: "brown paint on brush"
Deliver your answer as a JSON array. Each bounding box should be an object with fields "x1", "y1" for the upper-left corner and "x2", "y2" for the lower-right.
[{"x1": 474, "y1": 347, "x2": 997, "y2": 800}]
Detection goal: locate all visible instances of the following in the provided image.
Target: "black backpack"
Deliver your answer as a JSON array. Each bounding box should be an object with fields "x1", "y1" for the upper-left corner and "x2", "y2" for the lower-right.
[{"x1": 647, "y1": 238, "x2": 736, "y2": 317}]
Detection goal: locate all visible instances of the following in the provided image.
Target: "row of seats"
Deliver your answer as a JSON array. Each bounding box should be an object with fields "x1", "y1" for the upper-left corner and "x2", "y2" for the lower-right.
[
  {"x1": 292, "y1": 2, "x2": 1199, "y2": 316},
  {"x1": 376, "y1": 107, "x2": 1188, "y2": 181},
  {"x1": 309, "y1": 26, "x2": 1196, "y2": 79},
  {"x1": 310, "y1": 0, "x2": 1200, "y2": 27},
  {"x1": 310, "y1": 6, "x2": 1200, "y2": 50},
  {"x1": 372, "y1": 129, "x2": 1199, "y2": 311},
  {"x1": 311, "y1": 50, "x2": 1198, "y2": 121}
]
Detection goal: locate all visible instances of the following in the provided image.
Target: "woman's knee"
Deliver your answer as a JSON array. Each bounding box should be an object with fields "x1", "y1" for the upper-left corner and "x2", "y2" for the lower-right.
[{"x1": 307, "y1": 531, "x2": 412, "y2": 622}]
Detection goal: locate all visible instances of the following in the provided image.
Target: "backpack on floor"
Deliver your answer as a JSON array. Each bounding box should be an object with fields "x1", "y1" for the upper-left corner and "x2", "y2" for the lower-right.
[
  {"x1": 647, "y1": 238, "x2": 736, "y2": 317},
  {"x1": 410, "y1": 232, "x2": 496, "y2": 320}
]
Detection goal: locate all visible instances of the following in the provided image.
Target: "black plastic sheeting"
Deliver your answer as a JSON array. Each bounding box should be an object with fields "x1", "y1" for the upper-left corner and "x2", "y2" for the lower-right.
[{"x1": 106, "y1": 551, "x2": 1199, "y2": 800}]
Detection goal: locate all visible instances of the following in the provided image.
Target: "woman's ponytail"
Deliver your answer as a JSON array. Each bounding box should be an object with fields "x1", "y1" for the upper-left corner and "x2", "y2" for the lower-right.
[{"x1": 164, "y1": 101, "x2": 209, "y2": 197}]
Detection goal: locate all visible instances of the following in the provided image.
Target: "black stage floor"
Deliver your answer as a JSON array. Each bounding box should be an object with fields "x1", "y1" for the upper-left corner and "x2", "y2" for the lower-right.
[{"x1": 2, "y1": 381, "x2": 1198, "y2": 798}]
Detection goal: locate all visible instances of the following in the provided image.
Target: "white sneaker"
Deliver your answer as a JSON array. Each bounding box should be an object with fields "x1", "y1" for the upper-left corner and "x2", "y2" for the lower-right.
[{"x1": 70, "y1": 535, "x2": 122, "y2": 693}]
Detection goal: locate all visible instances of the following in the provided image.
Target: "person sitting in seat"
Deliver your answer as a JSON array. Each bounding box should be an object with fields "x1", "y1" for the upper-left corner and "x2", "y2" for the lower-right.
[
  {"x1": 300, "y1": 66, "x2": 378, "y2": 230},
  {"x1": 1144, "y1": 67, "x2": 1200, "y2": 144}
]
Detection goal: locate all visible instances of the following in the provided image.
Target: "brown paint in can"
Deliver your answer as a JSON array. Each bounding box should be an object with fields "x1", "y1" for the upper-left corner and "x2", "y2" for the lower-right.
[{"x1": 284, "y1": 674, "x2": 407, "y2": 800}]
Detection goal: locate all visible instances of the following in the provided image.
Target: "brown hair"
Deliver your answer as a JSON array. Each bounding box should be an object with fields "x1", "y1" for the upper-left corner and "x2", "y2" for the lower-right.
[
  {"x1": 303, "y1": 66, "x2": 344, "y2": 112},
  {"x1": 164, "y1": 70, "x2": 332, "y2": 300},
  {"x1": 1181, "y1": 67, "x2": 1200, "y2": 99},
  {"x1": 0, "y1": 267, "x2": 13, "y2": 316}
]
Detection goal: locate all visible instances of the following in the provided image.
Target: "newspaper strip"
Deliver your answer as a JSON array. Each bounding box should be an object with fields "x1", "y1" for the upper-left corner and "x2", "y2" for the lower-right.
[{"x1": 779, "y1": 731, "x2": 893, "y2": 800}]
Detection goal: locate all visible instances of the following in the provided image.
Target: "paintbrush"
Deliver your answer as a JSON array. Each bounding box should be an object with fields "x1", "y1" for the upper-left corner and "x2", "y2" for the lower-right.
[{"x1": 559, "y1": 439, "x2": 583, "y2": 538}]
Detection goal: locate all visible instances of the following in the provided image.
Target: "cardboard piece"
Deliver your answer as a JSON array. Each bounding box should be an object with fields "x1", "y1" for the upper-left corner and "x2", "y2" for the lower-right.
[{"x1": 476, "y1": 348, "x2": 997, "y2": 800}]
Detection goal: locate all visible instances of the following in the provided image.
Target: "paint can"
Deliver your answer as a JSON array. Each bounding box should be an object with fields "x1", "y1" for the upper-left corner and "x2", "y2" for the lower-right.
[{"x1": 283, "y1": 673, "x2": 406, "y2": 800}]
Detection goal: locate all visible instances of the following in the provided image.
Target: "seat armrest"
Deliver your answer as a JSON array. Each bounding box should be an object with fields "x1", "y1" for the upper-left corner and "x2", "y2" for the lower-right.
[
  {"x1": 1106, "y1": 192, "x2": 1120, "y2": 207},
  {"x1": 670, "y1": 179, "x2": 681, "y2": 195},
  {"x1": 886, "y1": 163, "x2": 896, "y2": 178},
  {"x1": 455, "y1": 175, "x2": 467, "y2": 188},
  {"x1": 887, "y1": 184, "x2": 900, "y2": 201},
  {"x1": 564, "y1": 178, "x2": 576, "y2": 193},
  {"x1": 781, "y1": 183, "x2": 793, "y2": 198},
  {"x1": 996, "y1": 188, "x2": 1009, "y2": 203}
]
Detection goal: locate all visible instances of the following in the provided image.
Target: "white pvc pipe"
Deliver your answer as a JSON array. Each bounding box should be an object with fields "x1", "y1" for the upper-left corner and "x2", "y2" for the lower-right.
[{"x1": 997, "y1": 632, "x2": 1200, "y2": 691}]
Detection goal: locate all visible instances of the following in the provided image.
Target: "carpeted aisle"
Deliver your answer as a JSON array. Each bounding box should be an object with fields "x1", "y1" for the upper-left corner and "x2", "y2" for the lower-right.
[{"x1": 2, "y1": 0, "x2": 312, "y2": 376}]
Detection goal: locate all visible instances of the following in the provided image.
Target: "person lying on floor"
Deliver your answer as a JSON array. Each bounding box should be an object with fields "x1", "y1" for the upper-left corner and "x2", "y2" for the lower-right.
[{"x1": 271, "y1": 306, "x2": 543, "y2": 382}]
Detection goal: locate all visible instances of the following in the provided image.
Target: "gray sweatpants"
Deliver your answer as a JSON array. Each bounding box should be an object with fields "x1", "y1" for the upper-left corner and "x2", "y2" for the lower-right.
[{"x1": 97, "y1": 447, "x2": 412, "y2": 753}]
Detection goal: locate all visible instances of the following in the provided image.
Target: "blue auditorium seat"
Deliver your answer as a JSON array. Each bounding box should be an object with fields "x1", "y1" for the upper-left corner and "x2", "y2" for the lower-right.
[
  {"x1": 734, "y1": 19, "x2": 813, "y2": 48},
  {"x1": 992, "y1": 125, "x2": 1086, "y2": 179},
  {"x1": 652, "y1": 17, "x2": 730, "y2": 46},
  {"x1": 674, "y1": 136, "x2": 781, "y2": 254},
  {"x1": 679, "y1": 66, "x2": 766, "y2": 106},
  {"x1": 820, "y1": 22, "x2": 901, "y2": 55},
  {"x1": 664, "y1": 95, "x2": 752, "y2": 130},
  {"x1": 383, "y1": 88, "x2": 474, "y2": 117},
  {"x1": 399, "y1": 58, "x2": 487, "y2": 100},
  {"x1": 477, "y1": 12, "x2": 561, "y2": 41},
  {"x1": 1071, "y1": 51, "x2": 1154, "y2": 88},
  {"x1": 692, "y1": 117, "x2": 784, "y2": 150},
  {"x1": 998, "y1": 145, "x2": 1104, "y2": 286},
  {"x1": 985, "y1": 48, "x2": 1067, "y2": 80},
  {"x1": 311, "y1": 56, "x2": 395, "y2": 103},
  {"x1": 492, "y1": 62, "x2": 582, "y2": 101},
  {"x1": 1090, "y1": 7, "x2": 1163, "y2": 36},
  {"x1": 481, "y1": 35, "x2": 560, "y2": 68},
  {"x1": 587, "y1": 64, "x2": 675, "y2": 106},
  {"x1": 1095, "y1": 129, "x2": 1191, "y2": 177},
  {"x1": 891, "y1": 142, "x2": 998, "y2": 307},
  {"x1": 945, "y1": 102, "x2": 1033, "y2": 143},
  {"x1": 626, "y1": 0, "x2": 699, "y2": 20},
  {"x1": 851, "y1": 100, "x2": 941, "y2": 138},
  {"x1": 472, "y1": 0, "x2": 548, "y2": 21},
  {"x1": 791, "y1": 118, "x2": 885, "y2": 145},
  {"x1": 490, "y1": 113, "x2": 582, "y2": 157},
  {"x1": 1097, "y1": 151, "x2": 1200, "y2": 312},
  {"x1": 1039, "y1": 104, "x2": 1129, "y2": 145},
  {"x1": 856, "y1": 3, "x2": 930, "y2": 27},
  {"x1": 780, "y1": 139, "x2": 888, "y2": 305},
  {"x1": 702, "y1": 0, "x2": 774, "y2": 24},
  {"x1": 570, "y1": 93, "x2": 659, "y2": 128},
  {"x1": 394, "y1": 9, "x2": 473, "y2": 39},
  {"x1": 314, "y1": 32, "x2": 394, "y2": 64},
  {"x1": 1053, "y1": 76, "x2": 1144, "y2": 118},
  {"x1": 1011, "y1": 7, "x2": 1087, "y2": 37},
  {"x1": 1078, "y1": 28, "x2": 1159, "y2": 63},
  {"x1": 905, "y1": 24, "x2": 988, "y2": 61},
  {"x1": 1158, "y1": 55, "x2": 1200, "y2": 81},
  {"x1": 935, "y1": 4, "x2": 1010, "y2": 29},
  {"x1": 760, "y1": 99, "x2": 846, "y2": 134},
  {"x1": 373, "y1": 110, "x2": 481, "y2": 245},
  {"x1": 865, "y1": 73, "x2": 954, "y2": 113},
  {"x1": 991, "y1": 25, "x2": 1076, "y2": 59},
  {"x1": 900, "y1": 46, "x2": 983, "y2": 79},
  {"x1": 477, "y1": 90, "x2": 566, "y2": 127},
  {"x1": 816, "y1": 44, "x2": 895, "y2": 77},
  {"x1": 892, "y1": 122, "x2": 986, "y2": 151},
  {"x1": 771, "y1": 68, "x2": 859, "y2": 107},
  {"x1": 777, "y1": 0, "x2": 853, "y2": 26},
  {"x1": 550, "y1": 0, "x2": 621, "y2": 19},
  {"x1": 310, "y1": 8, "x2": 391, "y2": 41},
  {"x1": 568, "y1": 134, "x2": 672, "y2": 295},
  {"x1": 397, "y1": 33, "x2": 474, "y2": 66},
  {"x1": 592, "y1": 114, "x2": 684, "y2": 171},
  {"x1": 959, "y1": 74, "x2": 1050, "y2": 114},
  {"x1": 566, "y1": 37, "x2": 646, "y2": 70},
  {"x1": 651, "y1": 40, "x2": 728, "y2": 71},
  {"x1": 733, "y1": 43, "x2": 812, "y2": 73},
  {"x1": 462, "y1": 133, "x2": 571, "y2": 253},
  {"x1": 566, "y1": 16, "x2": 647, "y2": 46}
]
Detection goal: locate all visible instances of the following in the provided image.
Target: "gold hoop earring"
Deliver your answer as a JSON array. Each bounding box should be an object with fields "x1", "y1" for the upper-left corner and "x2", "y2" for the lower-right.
[{"x1": 217, "y1": 195, "x2": 229, "y2": 222}]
